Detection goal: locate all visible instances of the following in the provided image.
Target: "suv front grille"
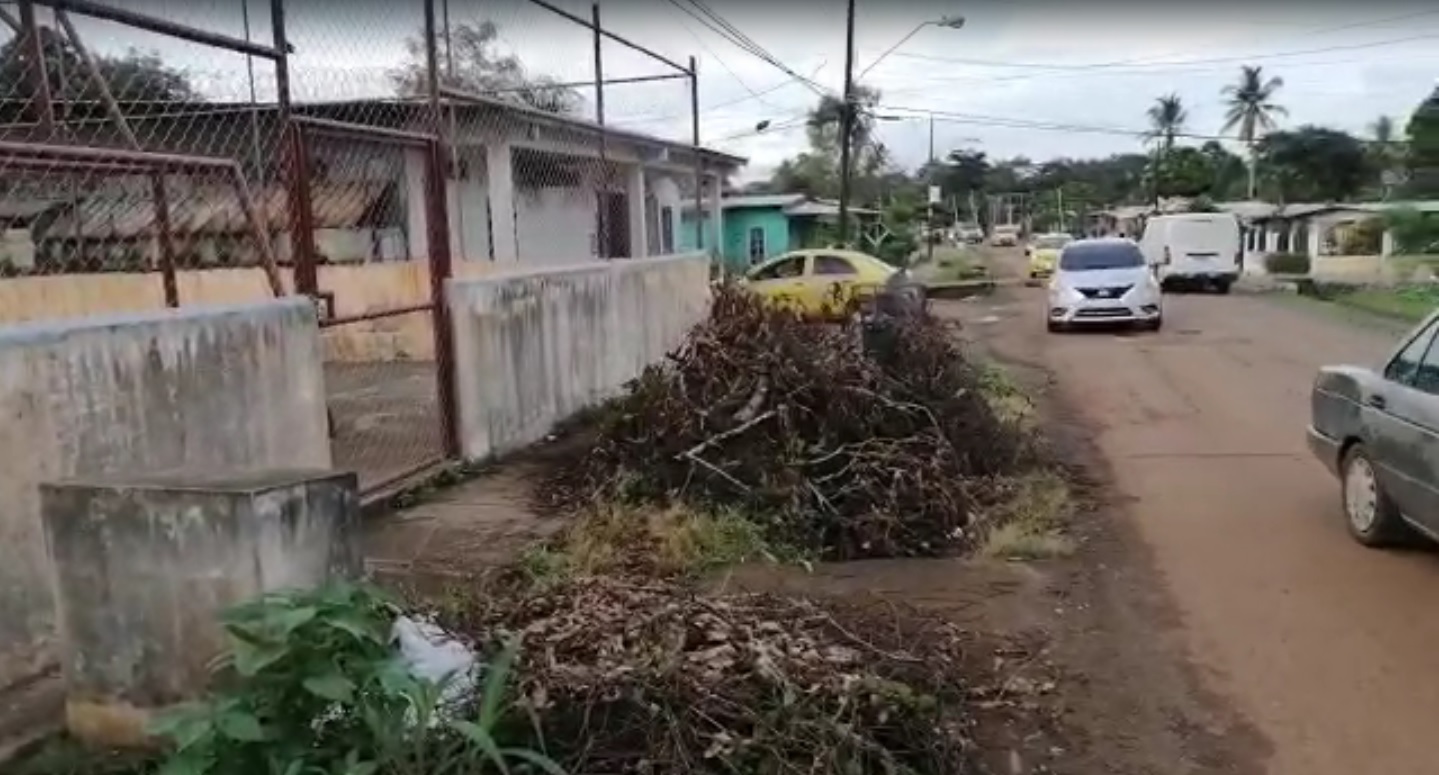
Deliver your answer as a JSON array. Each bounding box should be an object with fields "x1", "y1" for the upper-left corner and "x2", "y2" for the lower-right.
[{"x1": 1077, "y1": 285, "x2": 1133, "y2": 300}]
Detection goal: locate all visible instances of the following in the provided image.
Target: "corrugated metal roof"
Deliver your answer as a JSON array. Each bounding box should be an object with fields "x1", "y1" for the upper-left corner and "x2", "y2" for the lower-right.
[
  {"x1": 38, "y1": 182, "x2": 389, "y2": 239},
  {"x1": 783, "y1": 199, "x2": 879, "y2": 217},
  {"x1": 722, "y1": 194, "x2": 807, "y2": 209}
]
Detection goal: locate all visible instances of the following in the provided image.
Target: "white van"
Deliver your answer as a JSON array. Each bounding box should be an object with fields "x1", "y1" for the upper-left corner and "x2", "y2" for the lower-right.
[{"x1": 1139, "y1": 213, "x2": 1241, "y2": 293}]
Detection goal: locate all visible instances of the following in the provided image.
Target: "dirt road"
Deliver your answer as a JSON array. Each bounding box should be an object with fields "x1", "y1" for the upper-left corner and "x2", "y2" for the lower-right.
[{"x1": 974, "y1": 250, "x2": 1439, "y2": 774}]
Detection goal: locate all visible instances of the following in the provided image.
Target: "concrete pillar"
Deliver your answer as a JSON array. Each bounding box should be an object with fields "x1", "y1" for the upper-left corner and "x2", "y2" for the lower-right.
[
  {"x1": 41, "y1": 470, "x2": 361, "y2": 748},
  {"x1": 403, "y1": 148, "x2": 429, "y2": 261},
  {"x1": 485, "y1": 142, "x2": 518, "y2": 262},
  {"x1": 704, "y1": 174, "x2": 723, "y2": 261},
  {"x1": 1382, "y1": 229, "x2": 1395, "y2": 258},
  {"x1": 626, "y1": 164, "x2": 648, "y2": 258},
  {"x1": 1307, "y1": 224, "x2": 1322, "y2": 259},
  {"x1": 1290, "y1": 222, "x2": 1304, "y2": 255}
]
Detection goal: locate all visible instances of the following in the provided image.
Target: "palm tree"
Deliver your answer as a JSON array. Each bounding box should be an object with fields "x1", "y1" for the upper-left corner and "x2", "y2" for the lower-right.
[
  {"x1": 1145, "y1": 94, "x2": 1187, "y2": 205},
  {"x1": 1221, "y1": 65, "x2": 1287, "y2": 199}
]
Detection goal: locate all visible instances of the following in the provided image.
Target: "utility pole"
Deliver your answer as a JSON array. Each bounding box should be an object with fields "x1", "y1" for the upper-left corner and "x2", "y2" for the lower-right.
[
  {"x1": 1056, "y1": 187, "x2": 1064, "y2": 232},
  {"x1": 836, "y1": 0, "x2": 857, "y2": 247},
  {"x1": 926, "y1": 114, "x2": 936, "y2": 263}
]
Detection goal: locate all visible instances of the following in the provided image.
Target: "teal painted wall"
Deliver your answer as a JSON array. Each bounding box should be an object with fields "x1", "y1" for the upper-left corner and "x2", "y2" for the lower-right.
[{"x1": 680, "y1": 206, "x2": 794, "y2": 271}]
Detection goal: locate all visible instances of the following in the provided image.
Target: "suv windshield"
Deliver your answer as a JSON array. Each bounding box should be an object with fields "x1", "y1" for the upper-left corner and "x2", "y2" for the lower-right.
[{"x1": 1059, "y1": 242, "x2": 1144, "y2": 271}]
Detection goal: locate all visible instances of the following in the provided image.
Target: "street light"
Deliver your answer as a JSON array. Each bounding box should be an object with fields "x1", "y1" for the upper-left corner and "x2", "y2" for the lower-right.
[
  {"x1": 856, "y1": 15, "x2": 966, "y2": 81},
  {"x1": 840, "y1": 12, "x2": 966, "y2": 247}
]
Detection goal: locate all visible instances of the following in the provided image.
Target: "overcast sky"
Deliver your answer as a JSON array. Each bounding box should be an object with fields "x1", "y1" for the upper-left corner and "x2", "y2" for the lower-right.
[{"x1": 19, "y1": 0, "x2": 1439, "y2": 182}]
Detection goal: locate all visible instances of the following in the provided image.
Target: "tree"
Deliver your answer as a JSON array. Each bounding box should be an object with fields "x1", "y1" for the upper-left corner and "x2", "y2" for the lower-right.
[
  {"x1": 1368, "y1": 115, "x2": 1407, "y2": 199},
  {"x1": 1144, "y1": 94, "x2": 1187, "y2": 204},
  {"x1": 1199, "y1": 140, "x2": 1248, "y2": 199},
  {"x1": 762, "y1": 85, "x2": 893, "y2": 203},
  {"x1": 390, "y1": 21, "x2": 580, "y2": 114},
  {"x1": 1146, "y1": 94, "x2": 1188, "y2": 153},
  {"x1": 1154, "y1": 146, "x2": 1217, "y2": 198},
  {"x1": 1404, "y1": 85, "x2": 1439, "y2": 197},
  {"x1": 1221, "y1": 65, "x2": 1286, "y2": 198},
  {"x1": 0, "y1": 25, "x2": 200, "y2": 113},
  {"x1": 1256, "y1": 126, "x2": 1371, "y2": 202}
]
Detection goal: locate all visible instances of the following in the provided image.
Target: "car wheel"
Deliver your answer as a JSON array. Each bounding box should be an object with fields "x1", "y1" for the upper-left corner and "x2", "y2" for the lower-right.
[
  {"x1": 1341, "y1": 444, "x2": 1412, "y2": 547},
  {"x1": 1046, "y1": 320, "x2": 1063, "y2": 333},
  {"x1": 1215, "y1": 281, "x2": 1232, "y2": 295},
  {"x1": 1148, "y1": 316, "x2": 1163, "y2": 332}
]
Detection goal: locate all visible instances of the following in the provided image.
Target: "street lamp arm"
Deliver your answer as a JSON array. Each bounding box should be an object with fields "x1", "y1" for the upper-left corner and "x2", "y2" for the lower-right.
[{"x1": 855, "y1": 15, "x2": 964, "y2": 82}]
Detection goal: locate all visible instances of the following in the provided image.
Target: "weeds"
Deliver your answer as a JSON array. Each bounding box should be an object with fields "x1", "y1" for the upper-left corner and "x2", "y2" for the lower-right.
[
  {"x1": 145, "y1": 583, "x2": 562, "y2": 775},
  {"x1": 980, "y1": 471, "x2": 1075, "y2": 560},
  {"x1": 518, "y1": 502, "x2": 800, "y2": 586}
]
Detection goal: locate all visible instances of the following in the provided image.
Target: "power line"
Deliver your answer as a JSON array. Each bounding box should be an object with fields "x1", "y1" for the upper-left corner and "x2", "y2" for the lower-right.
[
  {"x1": 663, "y1": 0, "x2": 784, "y2": 113},
  {"x1": 887, "y1": 31, "x2": 1439, "y2": 79},
  {"x1": 616, "y1": 75, "x2": 809, "y2": 126},
  {"x1": 661, "y1": 0, "x2": 829, "y2": 96}
]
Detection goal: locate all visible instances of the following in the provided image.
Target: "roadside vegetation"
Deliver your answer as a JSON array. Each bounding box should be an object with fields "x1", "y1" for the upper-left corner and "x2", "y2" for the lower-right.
[{"x1": 18, "y1": 286, "x2": 1078, "y2": 775}]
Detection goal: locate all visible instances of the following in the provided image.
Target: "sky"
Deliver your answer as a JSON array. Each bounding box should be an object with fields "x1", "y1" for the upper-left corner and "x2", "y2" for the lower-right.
[{"x1": 13, "y1": 0, "x2": 1439, "y2": 183}]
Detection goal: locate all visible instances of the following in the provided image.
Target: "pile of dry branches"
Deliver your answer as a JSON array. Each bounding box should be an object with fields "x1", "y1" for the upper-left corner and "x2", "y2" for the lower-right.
[
  {"x1": 546, "y1": 285, "x2": 1029, "y2": 559},
  {"x1": 451, "y1": 576, "x2": 977, "y2": 774}
]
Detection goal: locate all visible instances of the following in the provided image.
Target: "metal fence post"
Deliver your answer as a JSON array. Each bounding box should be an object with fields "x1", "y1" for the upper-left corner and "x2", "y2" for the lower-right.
[
  {"x1": 690, "y1": 55, "x2": 704, "y2": 258},
  {"x1": 424, "y1": 0, "x2": 461, "y2": 458}
]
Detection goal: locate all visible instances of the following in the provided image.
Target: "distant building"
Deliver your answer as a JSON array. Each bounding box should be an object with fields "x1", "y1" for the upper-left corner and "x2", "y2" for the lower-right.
[{"x1": 679, "y1": 193, "x2": 879, "y2": 271}]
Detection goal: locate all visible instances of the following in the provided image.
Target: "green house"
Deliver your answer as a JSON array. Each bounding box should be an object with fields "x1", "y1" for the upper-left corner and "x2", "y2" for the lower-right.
[{"x1": 680, "y1": 193, "x2": 878, "y2": 272}]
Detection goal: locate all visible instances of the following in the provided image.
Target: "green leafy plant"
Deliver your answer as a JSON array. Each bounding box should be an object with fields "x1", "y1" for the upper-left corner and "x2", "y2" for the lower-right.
[
  {"x1": 148, "y1": 583, "x2": 563, "y2": 775},
  {"x1": 1264, "y1": 252, "x2": 1311, "y2": 275}
]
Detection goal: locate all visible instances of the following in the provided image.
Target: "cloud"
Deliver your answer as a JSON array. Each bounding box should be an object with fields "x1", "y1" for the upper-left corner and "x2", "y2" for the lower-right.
[{"x1": 19, "y1": 0, "x2": 1439, "y2": 180}]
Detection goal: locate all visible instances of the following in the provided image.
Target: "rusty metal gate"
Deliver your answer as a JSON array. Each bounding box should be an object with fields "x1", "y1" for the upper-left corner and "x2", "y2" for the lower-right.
[{"x1": 290, "y1": 116, "x2": 457, "y2": 497}]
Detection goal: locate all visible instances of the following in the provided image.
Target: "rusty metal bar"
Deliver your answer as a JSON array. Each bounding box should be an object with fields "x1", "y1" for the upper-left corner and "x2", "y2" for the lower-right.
[
  {"x1": 227, "y1": 170, "x2": 286, "y2": 298},
  {"x1": 32, "y1": 0, "x2": 281, "y2": 60},
  {"x1": 592, "y1": 2, "x2": 608, "y2": 260},
  {"x1": 17, "y1": 0, "x2": 56, "y2": 134},
  {"x1": 319, "y1": 302, "x2": 433, "y2": 328},
  {"x1": 523, "y1": 0, "x2": 692, "y2": 75},
  {"x1": 423, "y1": 0, "x2": 461, "y2": 458},
  {"x1": 288, "y1": 122, "x2": 320, "y2": 297},
  {"x1": 149, "y1": 175, "x2": 180, "y2": 307},
  {"x1": 292, "y1": 115, "x2": 436, "y2": 147},
  {"x1": 690, "y1": 55, "x2": 703, "y2": 255},
  {"x1": 0, "y1": 156, "x2": 160, "y2": 175},
  {"x1": 0, "y1": 140, "x2": 237, "y2": 169},
  {"x1": 359, "y1": 455, "x2": 448, "y2": 500},
  {"x1": 55, "y1": 8, "x2": 139, "y2": 149},
  {"x1": 426, "y1": 146, "x2": 460, "y2": 457},
  {"x1": 0, "y1": 6, "x2": 21, "y2": 32},
  {"x1": 480, "y1": 72, "x2": 686, "y2": 95}
]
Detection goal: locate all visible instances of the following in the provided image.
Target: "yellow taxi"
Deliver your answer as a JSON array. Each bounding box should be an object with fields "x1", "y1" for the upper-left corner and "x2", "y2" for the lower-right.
[
  {"x1": 742, "y1": 249, "x2": 900, "y2": 320},
  {"x1": 1026, "y1": 233, "x2": 1074, "y2": 283}
]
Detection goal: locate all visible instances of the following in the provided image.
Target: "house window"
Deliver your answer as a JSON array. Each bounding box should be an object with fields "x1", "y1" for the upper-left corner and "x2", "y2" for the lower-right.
[
  {"x1": 748, "y1": 226, "x2": 766, "y2": 263},
  {"x1": 661, "y1": 206, "x2": 675, "y2": 254}
]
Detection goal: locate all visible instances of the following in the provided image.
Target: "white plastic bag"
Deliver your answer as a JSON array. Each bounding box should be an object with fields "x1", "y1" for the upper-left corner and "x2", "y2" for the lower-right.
[{"x1": 392, "y1": 615, "x2": 478, "y2": 716}]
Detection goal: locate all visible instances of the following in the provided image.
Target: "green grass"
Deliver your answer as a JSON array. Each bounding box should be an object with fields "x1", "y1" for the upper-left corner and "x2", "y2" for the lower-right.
[
  {"x1": 915, "y1": 247, "x2": 988, "y2": 284},
  {"x1": 1332, "y1": 285, "x2": 1439, "y2": 323}
]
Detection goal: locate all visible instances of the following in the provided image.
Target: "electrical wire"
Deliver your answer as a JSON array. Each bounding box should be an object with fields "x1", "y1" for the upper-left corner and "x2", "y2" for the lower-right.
[
  {"x1": 886, "y1": 31, "x2": 1439, "y2": 81},
  {"x1": 662, "y1": 0, "x2": 829, "y2": 96}
]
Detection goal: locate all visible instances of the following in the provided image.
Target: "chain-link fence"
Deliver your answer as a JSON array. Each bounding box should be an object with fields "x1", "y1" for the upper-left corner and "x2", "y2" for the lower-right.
[{"x1": 0, "y1": 0, "x2": 725, "y2": 495}]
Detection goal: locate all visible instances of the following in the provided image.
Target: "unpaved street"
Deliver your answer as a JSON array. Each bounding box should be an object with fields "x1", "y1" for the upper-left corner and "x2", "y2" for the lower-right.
[{"x1": 975, "y1": 250, "x2": 1439, "y2": 774}]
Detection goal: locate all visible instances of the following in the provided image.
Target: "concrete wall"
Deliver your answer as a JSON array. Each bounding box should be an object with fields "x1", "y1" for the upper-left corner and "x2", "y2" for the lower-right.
[
  {"x1": 448, "y1": 253, "x2": 711, "y2": 460},
  {"x1": 0, "y1": 298, "x2": 330, "y2": 708},
  {"x1": 0, "y1": 261, "x2": 495, "y2": 363}
]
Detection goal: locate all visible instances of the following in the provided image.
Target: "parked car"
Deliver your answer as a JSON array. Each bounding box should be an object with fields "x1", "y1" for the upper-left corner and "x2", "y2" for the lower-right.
[
  {"x1": 1025, "y1": 232, "x2": 1074, "y2": 283},
  {"x1": 958, "y1": 224, "x2": 985, "y2": 245},
  {"x1": 1045, "y1": 238, "x2": 1162, "y2": 332},
  {"x1": 741, "y1": 249, "x2": 924, "y2": 321},
  {"x1": 1138, "y1": 212, "x2": 1242, "y2": 294},
  {"x1": 1308, "y1": 310, "x2": 1439, "y2": 547},
  {"x1": 991, "y1": 225, "x2": 1021, "y2": 247}
]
